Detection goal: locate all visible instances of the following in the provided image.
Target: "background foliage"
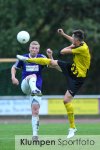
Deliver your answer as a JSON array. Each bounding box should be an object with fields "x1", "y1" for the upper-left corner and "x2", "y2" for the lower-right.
[{"x1": 0, "y1": 0, "x2": 100, "y2": 95}]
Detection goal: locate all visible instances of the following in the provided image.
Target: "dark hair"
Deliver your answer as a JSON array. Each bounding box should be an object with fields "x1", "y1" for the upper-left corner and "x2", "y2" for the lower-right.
[{"x1": 73, "y1": 29, "x2": 84, "y2": 41}]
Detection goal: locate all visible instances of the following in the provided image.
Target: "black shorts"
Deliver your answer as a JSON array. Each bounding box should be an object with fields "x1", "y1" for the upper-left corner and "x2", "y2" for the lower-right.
[{"x1": 58, "y1": 60, "x2": 86, "y2": 97}]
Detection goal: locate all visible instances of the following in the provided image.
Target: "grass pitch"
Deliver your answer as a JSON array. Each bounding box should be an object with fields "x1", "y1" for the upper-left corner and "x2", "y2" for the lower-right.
[{"x1": 0, "y1": 122, "x2": 100, "y2": 150}]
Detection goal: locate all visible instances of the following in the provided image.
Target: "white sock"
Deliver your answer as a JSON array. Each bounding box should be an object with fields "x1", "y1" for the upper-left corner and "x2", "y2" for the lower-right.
[
  {"x1": 29, "y1": 77, "x2": 37, "y2": 92},
  {"x1": 32, "y1": 116, "x2": 39, "y2": 136}
]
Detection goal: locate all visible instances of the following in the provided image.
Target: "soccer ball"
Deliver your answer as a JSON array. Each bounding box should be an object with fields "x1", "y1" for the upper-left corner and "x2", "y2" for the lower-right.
[{"x1": 17, "y1": 31, "x2": 30, "y2": 44}]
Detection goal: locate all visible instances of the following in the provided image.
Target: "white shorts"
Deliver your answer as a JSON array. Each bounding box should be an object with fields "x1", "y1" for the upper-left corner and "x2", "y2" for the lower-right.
[
  {"x1": 21, "y1": 78, "x2": 31, "y2": 95},
  {"x1": 21, "y1": 77, "x2": 42, "y2": 105}
]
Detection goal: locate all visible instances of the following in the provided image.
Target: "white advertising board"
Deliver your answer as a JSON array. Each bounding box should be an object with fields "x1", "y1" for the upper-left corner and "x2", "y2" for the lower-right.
[{"x1": 0, "y1": 96, "x2": 48, "y2": 115}]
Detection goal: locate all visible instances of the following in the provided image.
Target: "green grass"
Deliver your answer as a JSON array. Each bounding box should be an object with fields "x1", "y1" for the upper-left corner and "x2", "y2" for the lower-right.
[{"x1": 0, "y1": 122, "x2": 100, "y2": 150}]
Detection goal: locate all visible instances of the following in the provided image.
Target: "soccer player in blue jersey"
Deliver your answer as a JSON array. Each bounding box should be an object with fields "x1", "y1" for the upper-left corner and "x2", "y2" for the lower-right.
[{"x1": 11, "y1": 41, "x2": 46, "y2": 140}]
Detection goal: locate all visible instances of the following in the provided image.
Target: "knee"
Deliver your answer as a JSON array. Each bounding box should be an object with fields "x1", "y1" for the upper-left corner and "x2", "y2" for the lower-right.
[
  {"x1": 50, "y1": 60, "x2": 58, "y2": 66},
  {"x1": 32, "y1": 109, "x2": 39, "y2": 116},
  {"x1": 63, "y1": 91, "x2": 73, "y2": 104},
  {"x1": 32, "y1": 105, "x2": 39, "y2": 116},
  {"x1": 63, "y1": 98, "x2": 70, "y2": 104},
  {"x1": 63, "y1": 95, "x2": 72, "y2": 104}
]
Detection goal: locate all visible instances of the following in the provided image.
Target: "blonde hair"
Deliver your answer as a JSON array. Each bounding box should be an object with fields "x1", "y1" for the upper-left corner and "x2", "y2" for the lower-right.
[{"x1": 30, "y1": 41, "x2": 40, "y2": 48}]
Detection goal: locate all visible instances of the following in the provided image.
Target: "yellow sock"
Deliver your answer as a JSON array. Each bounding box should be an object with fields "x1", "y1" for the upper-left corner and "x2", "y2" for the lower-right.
[
  {"x1": 27, "y1": 58, "x2": 51, "y2": 65},
  {"x1": 64, "y1": 102, "x2": 76, "y2": 128}
]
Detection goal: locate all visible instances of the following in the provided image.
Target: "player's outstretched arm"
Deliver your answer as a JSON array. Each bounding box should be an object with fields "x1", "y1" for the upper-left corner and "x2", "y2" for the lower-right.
[{"x1": 58, "y1": 29, "x2": 73, "y2": 43}]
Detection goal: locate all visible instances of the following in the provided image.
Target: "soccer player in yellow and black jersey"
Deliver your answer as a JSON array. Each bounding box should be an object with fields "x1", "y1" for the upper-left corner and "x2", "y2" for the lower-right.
[{"x1": 17, "y1": 29, "x2": 91, "y2": 138}]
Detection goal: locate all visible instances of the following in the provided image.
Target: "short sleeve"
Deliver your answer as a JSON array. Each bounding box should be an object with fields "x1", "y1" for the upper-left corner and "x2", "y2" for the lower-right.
[
  {"x1": 72, "y1": 46, "x2": 84, "y2": 54},
  {"x1": 13, "y1": 60, "x2": 23, "y2": 69}
]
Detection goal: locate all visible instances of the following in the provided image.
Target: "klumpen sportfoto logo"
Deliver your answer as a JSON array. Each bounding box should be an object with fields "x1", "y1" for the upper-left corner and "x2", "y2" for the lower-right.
[
  {"x1": 19, "y1": 138, "x2": 95, "y2": 147},
  {"x1": 15, "y1": 135, "x2": 100, "y2": 150}
]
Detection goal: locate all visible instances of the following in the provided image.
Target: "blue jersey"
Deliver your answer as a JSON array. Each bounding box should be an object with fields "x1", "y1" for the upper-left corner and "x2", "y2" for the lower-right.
[{"x1": 14, "y1": 53, "x2": 46, "y2": 90}]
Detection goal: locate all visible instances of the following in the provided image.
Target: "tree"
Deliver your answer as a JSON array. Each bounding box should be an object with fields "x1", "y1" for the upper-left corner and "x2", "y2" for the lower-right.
[{"x1": 0, "y1": 0, "x2": 100, "y2": 95}]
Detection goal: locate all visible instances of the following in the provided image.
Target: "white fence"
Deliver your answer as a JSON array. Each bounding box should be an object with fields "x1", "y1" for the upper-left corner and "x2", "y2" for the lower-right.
[{"x1": 0, "y1": 95, "x2": 100, "y2": 115}]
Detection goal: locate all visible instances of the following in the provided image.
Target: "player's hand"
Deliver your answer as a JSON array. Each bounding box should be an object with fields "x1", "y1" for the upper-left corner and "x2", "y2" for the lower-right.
[
  {"x1": 11, "y1": 77, "x2": 19, "y2": 85},
  {"x1": 57, "y1": 29, "x2": 64, "y2": 35},
  {"x1": 46, "y1": 48, "x2": 53, "y2": 59}
]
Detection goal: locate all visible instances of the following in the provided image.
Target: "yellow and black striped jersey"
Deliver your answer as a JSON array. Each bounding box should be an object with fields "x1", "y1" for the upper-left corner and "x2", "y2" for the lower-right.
[{"x1": 71, "y1": 42, "x2": 91, "y2": 77}]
